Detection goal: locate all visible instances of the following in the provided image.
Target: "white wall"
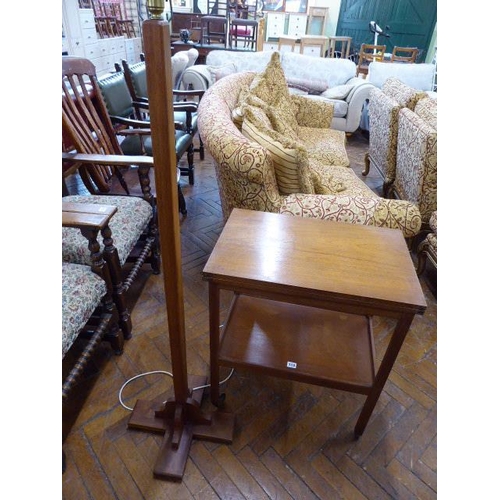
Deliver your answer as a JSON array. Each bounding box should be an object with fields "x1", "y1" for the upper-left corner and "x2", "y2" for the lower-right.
[{"x1": 308, "y1": 0, "x2": 341, "y2": 37}]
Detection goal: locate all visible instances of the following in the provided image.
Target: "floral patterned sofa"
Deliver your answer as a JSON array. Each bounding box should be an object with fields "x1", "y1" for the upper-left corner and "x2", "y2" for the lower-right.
[{"x1": 197, "y1": 54, "x2": 422, "y2": 239}]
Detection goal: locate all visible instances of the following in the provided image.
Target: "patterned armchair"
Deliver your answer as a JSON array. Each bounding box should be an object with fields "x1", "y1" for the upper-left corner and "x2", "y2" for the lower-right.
[
  {"x1": 417, "y1": 211, "x2": 437, "y2": 275},
  {"x1": 394, "y1": 97, "x2": 437, "y2": 227},
  {"x1": 198, "y1": 67, "x2": 422, "y2": 239},
  {"x1": 364, "y1": 78, "x2": 428, "y2": 196},
  {"x1": 62, "y1": 203, "x2": 124, "y2": 402}
]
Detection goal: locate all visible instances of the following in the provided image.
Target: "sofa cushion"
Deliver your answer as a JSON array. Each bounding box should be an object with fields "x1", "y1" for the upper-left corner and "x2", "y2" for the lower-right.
[
  {"x1": 308, "y1": 160, "x2": 346, "y2": 195},
  {"x1": 296, "y1": 127, "x2": 350, "y2": 168},
  {"x1": 208, "y1": 63, "x2": 237, "y2": 85},
  {"x1": 321, "y1": 84, "x2": 355, "y2": 100},
  {"x1": 206, "y1": 50, "x2": 274, "y2": 73},
  {"x1": 246, "y1": 52, "x2": 298, "y2": 140},
  {"x1": 281, "y1": 51, "x2": 356, "y2": 87},
  {"x1": 286, "y1": 77, "x2": 329, "y2": 94},
  {"x1": 241, "y1": 105, "x2": 314, "y2": 195}
]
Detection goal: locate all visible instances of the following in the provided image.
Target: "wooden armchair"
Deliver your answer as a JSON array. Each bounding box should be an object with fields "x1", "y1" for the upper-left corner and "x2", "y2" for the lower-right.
[
  {"x1": 391, "y1": 46, "x2": 419, "y2": 63},
  {"x1": 62, "y1": 202, "x2": 124, "y2": 402},
  {"x1": 62, "y1": 56, "x2": 162, "y2": 338},
  {"x1": 356, "y1": 43, "x2": 386, "y2": 78},
  {"x1": 120, "y1": 53, "x2": 206, "y2": 182}
]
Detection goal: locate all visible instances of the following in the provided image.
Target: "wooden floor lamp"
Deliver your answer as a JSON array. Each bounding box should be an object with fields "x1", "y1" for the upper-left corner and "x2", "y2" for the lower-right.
[{"x1": 126, "y1": 0, "x2": 234, "y2": 480}]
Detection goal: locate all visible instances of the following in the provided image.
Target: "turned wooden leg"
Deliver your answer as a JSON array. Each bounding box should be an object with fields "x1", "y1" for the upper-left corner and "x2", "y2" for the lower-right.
[{"x1": 362, "y1": 152, "x2": 371, "y2": 176}]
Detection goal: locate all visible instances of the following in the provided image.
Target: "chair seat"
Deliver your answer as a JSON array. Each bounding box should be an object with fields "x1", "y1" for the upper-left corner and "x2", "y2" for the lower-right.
[
  {"x1": 62, "y1": 262, "x2": 107, "y2": 359},
  {"x1": 174, "y1": 110, "x2": 198, "y2": 133},
  {"x1": 120, "y1": 130, "x2": 193, "y2": 158},
  {"x1": 62, "y1": 195, "x2": 153, "y2": 267}
]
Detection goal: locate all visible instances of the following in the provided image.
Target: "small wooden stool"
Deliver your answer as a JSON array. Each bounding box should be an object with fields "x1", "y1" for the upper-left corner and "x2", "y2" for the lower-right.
[
  {"x1": 299, "y1": 35, "x2": 329, "y2": 57},
  {"x1": 278, "y1": 35, "x2": 298, "y2": 52}
]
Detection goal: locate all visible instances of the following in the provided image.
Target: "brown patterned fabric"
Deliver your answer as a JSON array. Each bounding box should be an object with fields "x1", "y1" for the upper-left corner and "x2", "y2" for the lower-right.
[
  {"x1": 394, "y1": 99, "x2": 437, "y2": 224},
  {"x1": 297, "y1": 127, "x2": 349, "y2": 167},
  {"x1": 429, "y1": 210, "x2": 437, "y2": 232},
  {"x1": 415, "y1": 97, "x2": 437, "y2": 130},
  {"x1": 197, "y1": 71, "x2": 422, "y2": 238},
  {"x1": 368, "y1": 88, "x2": 401, "y2": 184},
  {"x1": 246, "y1": 52, "x2": 299, "y2": 141},
  {"x1": 291, "y1": 94, "x2": 334, "y2": 128},
  {"x1": 382, "y1": 77, "x2": 428, "y2": 111}
]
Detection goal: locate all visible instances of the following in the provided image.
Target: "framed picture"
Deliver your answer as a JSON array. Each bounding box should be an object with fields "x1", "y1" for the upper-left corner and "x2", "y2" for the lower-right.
[
  {"x1": 262, "y1": 0, "x2": 285, "y2": 12},
  {"x1": 285, "y1": 0, "x2": 307, "y2": 13}
]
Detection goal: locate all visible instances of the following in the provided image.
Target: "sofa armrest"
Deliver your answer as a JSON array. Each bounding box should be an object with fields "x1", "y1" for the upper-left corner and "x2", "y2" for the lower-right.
[
  {"x1": 279, "y1": 193, "x2": 421, "y2": 238},
  {"x1": 340, "y1": 82, "x2": 375, "y2": 133},
  {"x1": 290, "y1": 94, "x2": 334, "y2": 128},
  {"x1": 180, "y1": 65, "x2": 212, "y2": 92}
]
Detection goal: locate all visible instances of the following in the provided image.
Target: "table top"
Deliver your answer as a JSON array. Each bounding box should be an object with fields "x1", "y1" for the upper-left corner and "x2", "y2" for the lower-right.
[{"x1": 203, "y1": 209, "x2": 427, "y2": 315}]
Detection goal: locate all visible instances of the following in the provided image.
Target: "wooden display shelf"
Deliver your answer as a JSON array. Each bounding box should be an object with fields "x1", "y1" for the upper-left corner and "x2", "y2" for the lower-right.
[{"x1": 219, "y1": 294, "x2": 376, "y2": 394}]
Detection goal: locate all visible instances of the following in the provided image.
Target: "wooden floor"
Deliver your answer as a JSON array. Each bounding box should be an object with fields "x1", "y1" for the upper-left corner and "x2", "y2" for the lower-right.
[{"x1": 62, "y1": 129, "x2": 437, "y2": 499}]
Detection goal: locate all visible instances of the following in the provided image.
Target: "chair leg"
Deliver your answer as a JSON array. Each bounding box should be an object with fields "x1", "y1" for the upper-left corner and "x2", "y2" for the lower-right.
[
  {"x1": 362, "y1": 152, "x2": 371, "y2": 176},
  {"x1": 178, "y1": 183, "x2": 187, "y2": 215},
  {"x1": 187, "y1": 144, "x2": 195, "y2": 185},
  {"x1": 198, "y1": 136, "x2": 205, "y2": 160}
]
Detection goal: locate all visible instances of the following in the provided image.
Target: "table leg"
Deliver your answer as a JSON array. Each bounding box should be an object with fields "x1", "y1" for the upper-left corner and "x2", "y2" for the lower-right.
[
  {"x1": 209, "y1": 282, "x2": 221, "y2": 406},
  {"x1": 354, "y1": 313, "x2": 415, "y2": 437}
]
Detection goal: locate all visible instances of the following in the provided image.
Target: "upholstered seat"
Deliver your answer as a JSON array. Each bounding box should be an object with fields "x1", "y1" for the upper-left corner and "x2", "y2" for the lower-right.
[
  {"x1": 62, "y1": 262, "x2": 108, "y2": 359},
  {"x1": 62, "y1": 203, "x2": 124, "y2": 403},
  {"x1": 62, "y1": 195, "x2": 153, "y2": 267},
  {"x1": 363, "y1": 78, "x2": 428, "y2": 196},
  {"x1": 394, "y1": 97, "x2": 437, "y2": 227}
]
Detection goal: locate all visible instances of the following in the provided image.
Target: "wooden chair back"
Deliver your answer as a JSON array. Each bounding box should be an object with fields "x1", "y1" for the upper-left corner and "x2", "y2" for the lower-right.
[
  {"x1": 391, "y1": 46, "x2": 419, "y2": 63},
  {"x1": 356, "y1": 43, "x2": 386, "y2": 77},
  {"x1": 62, "y1": 56, "x2": 124, "y2": 194}
]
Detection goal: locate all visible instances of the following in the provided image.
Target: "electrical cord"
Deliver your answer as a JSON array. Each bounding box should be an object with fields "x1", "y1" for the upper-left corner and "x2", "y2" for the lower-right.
[{"x1": 118, "y1": 368, "x2": 235, "y2": 411}]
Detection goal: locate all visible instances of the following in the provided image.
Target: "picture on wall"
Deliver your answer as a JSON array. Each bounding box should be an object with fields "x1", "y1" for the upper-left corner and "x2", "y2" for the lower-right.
[
  {"x1": 285, "y1": 0, "x2": 307, "y2": 13},
  {"x1": 262, "y1": 0, "x2": 285, "y2": 12}
]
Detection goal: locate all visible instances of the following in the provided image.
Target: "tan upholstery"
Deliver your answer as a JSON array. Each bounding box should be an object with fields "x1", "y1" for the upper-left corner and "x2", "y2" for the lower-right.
[
  {"x1": 364, "y1": 78, "x2": 428, "y2": 196},
  {"x1": 417, "y1": 211, "x2": 437, "y2": 274},
  {"x1": 197, "y1": 69, "x2": 422, "y2": 238},
  {"x1": 394, "y1": 97, "x2": 437, "y2": 226}
]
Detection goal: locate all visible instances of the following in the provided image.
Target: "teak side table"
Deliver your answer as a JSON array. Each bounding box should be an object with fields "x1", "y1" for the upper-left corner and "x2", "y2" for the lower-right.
[{"x1": 202, "y1": 209, "x2": 427, "y2": 437}]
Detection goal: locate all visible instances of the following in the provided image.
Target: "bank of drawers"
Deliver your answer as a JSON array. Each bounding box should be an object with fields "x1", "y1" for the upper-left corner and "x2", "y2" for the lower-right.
[
  {"x1": 287, "y1": 13, "x2": 307, "y2": 38},
  {"x1": 265, "y1": 12, "x2": 286, "y2": 40},
  {"x1": 265, "y1": 12, "x2": 308, "y2": 41}
]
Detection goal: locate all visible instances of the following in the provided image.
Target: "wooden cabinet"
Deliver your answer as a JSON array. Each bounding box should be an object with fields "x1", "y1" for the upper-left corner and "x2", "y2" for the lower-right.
[
  {"x1": 171, "y1": 12, "x2": 204, "y2": 42},
  {"x1": 287, "y1": 13, "x2": 307, "y2": 38},
  {"x1": 62, "y1": 0, "x2": 142, "y2": 76},
  {"x1": 265, "y1": 12, "x2": 286, "y2": 40}
]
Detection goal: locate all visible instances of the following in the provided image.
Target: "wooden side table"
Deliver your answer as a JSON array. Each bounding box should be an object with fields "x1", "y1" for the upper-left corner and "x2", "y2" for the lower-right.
[{"x1": 202, "y1": 209, "x2": 427, "y2": 437}]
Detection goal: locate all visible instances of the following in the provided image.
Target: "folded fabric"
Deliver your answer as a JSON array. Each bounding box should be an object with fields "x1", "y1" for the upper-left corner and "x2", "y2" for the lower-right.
[{"x1": 286, "y1": 77, "x2": 329, "y2": 94}]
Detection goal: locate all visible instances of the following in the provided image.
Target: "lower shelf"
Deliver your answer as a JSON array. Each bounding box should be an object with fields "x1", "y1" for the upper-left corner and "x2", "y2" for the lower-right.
[{"x1": 219, "y1": 294, "x2": 376, "y2": 394}]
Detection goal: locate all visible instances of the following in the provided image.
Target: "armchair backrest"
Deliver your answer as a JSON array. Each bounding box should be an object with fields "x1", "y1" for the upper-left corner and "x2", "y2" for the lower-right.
[
  {"x1": 97, "y1": 71, "x2": 136, "y2": 120},
  {"x1": 368, "y1": 61, "x2": 436, "y2": 91},
  {"x1": 62, "y1": 56, "x2": 123, "y2": 193}
]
